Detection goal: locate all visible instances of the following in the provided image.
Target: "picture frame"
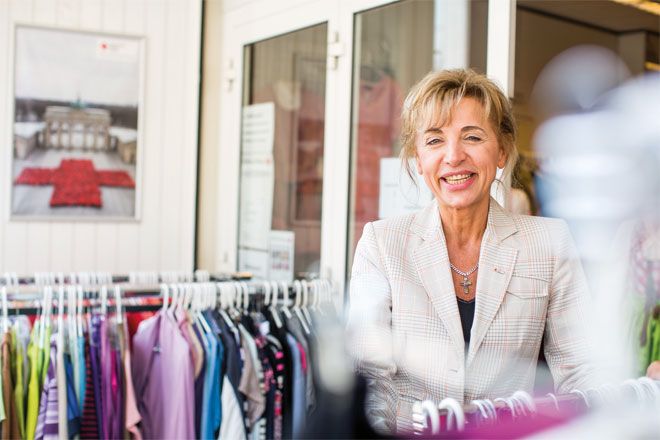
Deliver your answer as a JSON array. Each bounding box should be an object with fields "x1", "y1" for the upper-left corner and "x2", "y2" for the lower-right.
[{"x1": 9, "y1": 24, "x2": 145, "y2": 221}]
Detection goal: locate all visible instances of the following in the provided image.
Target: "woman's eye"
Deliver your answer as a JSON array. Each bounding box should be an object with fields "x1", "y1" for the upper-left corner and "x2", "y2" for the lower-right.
[
  {"x1": 465, "y1": 135, "x2": 482, "y2": 142},
  {"x1": 426, "y1": 138, "x2": 442, "y2": 146}
]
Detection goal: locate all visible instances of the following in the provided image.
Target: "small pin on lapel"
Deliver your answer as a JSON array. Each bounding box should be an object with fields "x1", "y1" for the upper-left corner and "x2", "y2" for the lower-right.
[{"x1": 493, "y1": 267, "x2": 505, "y2": 274}]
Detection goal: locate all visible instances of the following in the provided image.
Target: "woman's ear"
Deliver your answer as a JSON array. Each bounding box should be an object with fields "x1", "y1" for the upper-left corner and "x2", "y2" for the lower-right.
[{"x1": 497, "y1": 148, "x2": 507, "y2": 169}]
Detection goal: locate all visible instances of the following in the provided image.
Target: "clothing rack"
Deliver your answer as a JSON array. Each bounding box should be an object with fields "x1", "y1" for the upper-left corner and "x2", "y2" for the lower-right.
[
  {"x1": 412, "y1": 377, "x2": 660, "y2": 436},
  {"x1": 0, "y1": 270, "x2": 246, "y2": 287},
  {"x1": 1, "y1": 279, "x2": 332, "y2": 317}
]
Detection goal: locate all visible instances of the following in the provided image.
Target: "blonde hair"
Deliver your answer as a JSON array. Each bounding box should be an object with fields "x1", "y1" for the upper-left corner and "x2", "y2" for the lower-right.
[{"x1": 400, "y1": 68, "x2": 518, "y2": 183}]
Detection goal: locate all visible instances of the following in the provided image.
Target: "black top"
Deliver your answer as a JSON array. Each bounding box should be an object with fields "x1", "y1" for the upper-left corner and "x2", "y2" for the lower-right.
[{"x1": 457, "y1": 298, "x2": 475, "y2": 343}]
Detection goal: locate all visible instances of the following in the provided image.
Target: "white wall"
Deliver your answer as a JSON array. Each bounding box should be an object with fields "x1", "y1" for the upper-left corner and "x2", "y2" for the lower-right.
[{"x1": 0, "y1": 0, "x2": 202, "y2": 275}]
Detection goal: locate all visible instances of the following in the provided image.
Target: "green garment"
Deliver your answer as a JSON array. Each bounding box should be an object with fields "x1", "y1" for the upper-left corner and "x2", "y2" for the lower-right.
[
  {"x1": 40, "y1": 322, "x2": 51, "y2": 388},
  {"x1": 641, "y1": 311, "x2": 660, "y2": 373},
  {"x1": 24, "y1": 321, "x2": 41, "y2": 440},
  {"x1": 11, "y1": 327, "x2": 25, "y2": 440}
]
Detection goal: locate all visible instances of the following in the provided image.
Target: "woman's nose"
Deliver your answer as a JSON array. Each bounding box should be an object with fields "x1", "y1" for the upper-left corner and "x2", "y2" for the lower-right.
[{"x1": 443, "y1": 139, "x2": 466, "y2": 166}]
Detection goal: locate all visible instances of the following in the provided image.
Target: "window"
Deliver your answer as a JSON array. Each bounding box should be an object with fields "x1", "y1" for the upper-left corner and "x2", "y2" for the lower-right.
[{"x1": 347, "y1": 0, "x2": 488, "y2": 269}]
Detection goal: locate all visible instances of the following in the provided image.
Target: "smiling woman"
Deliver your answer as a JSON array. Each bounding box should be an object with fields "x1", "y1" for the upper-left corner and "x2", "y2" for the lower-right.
[{"x1": 346, "y1": 68, "x2": 599, "y2": 434}]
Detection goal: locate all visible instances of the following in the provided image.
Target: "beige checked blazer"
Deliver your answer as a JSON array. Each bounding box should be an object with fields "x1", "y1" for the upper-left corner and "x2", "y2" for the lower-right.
[{"x1": 347, "y1": 198, "x2": 595, "y2": 434}]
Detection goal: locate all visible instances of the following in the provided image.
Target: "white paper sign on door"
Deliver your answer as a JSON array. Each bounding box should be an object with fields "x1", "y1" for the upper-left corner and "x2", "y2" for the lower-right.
[
  {"x1": 378, "y1": 157, "x2": 433, "y2": 219},
  {"x1": 239, "y1": 102, "x2": 275, "y2": 251},
  {"x1": 269, "y1": 230, "x2": 295, "y2": 282}
]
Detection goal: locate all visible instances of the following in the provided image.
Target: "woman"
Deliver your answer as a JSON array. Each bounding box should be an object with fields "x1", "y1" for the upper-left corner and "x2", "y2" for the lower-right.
[{"x1": 347, "y1": 69, "x2": 596, "y2": 434}]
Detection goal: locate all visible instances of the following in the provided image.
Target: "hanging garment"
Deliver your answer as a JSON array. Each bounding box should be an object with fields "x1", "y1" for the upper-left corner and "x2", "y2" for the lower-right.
[
  {"x1": 56, "y1": 330, "x2": 68, "y2": 440},
  {"x1": 192, "y1": 321, "x2": 207, "y2": 438},
  {"x1": 77, "y1": 334, "x2": 86, "y2": 410},
  {"x1": 25, "y1": 322, "x2": 41, "y2": 440},
  {"x1": 203, "y1": 310, "x2": 225, "y2": 438},
  {"x1": 286, "y1": 314, "x2": 315, "y2": 411},
  {"x1": 1, "y1": 330, "x2": 20, "y2": 440},
  {"x1": 200, "y1": 317, "x2": 220, "y2": 440},
  {"x1": 264, "y1": 335, "x2": 285, "y2": 440},
  {"x1": 217, "y1": 313, "x2": 247, "y2": 440},
  {"x1": 266, "y1": 309, "x2": 294, "y2": 439},
  {"x1": 132, "y1": 311, "x2": 195, "y2": 439},
  {"x1": 286, "y1": 333, "x2": 305, "y2": 438},
  {"x1": 238, "y1": 324, "x2": 266, "y2": 429},
  {"x1": 120, "y1": 321, "x2": 142, "y2": 440},
  {"x1": 11, "y1": 326, "x2": 26, "y2": 440},
  {"x1": 34, "y1": 335, "x2": 58, "y2": 440},
  {"x1": 89, "y1": 315, "x2": 105, "y2": 440},
  {"x1": 64, "y1": 354, "x2": 81, "y2": 437},
  {"x1": 80, "y1": 330, "x2": 100, "y2": 439}
]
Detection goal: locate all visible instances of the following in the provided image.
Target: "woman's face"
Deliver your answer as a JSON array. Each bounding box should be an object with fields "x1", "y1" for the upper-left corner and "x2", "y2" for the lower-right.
[{"x1": 415, "y1": 97, "x2": 506, "y2": 211}]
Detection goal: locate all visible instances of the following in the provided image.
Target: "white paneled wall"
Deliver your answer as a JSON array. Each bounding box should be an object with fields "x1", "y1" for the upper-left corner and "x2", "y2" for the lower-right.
[{"x1": 0, "y1": 0, "x2": 202, "y2": 274}]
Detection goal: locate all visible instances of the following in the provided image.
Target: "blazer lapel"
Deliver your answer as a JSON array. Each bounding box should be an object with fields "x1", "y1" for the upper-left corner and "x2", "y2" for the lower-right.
[
  {"x1": 412, "y1": 201, "x2": 465, "y2": 361},
  {"x1": 467, "y1": 200, "x2": 518, "y2": 367}
]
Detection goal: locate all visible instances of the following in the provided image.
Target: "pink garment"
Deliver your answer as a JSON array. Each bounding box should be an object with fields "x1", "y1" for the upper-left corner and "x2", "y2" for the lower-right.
[
  {"x1": 122, "y1": 322, "x2": 142, "y2": 440},
  {"x1": 132, "y1": 311, "x2": 195, "y2": 439}
]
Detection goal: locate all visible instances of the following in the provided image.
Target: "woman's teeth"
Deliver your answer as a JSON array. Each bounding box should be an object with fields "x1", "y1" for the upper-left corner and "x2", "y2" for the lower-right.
[{"x1": 443, "y1": 174, "x2": 473, "y2": 185}]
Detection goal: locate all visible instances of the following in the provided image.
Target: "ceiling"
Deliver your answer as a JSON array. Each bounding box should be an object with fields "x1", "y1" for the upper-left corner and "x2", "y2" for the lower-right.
[{"x1": 518, "y1": 0, "x2": 660, "y2": 34}]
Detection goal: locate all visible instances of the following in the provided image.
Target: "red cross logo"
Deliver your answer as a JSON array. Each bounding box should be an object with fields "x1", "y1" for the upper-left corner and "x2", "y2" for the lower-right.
[{"x1": 14, "y1": 159, "x2": 135, "y2": 207}]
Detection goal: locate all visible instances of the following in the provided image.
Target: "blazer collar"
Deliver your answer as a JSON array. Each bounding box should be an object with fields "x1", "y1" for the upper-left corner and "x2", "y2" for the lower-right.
[
  {"x1": 411, "y1": 197, "x2": 519, "y2": 366},
  {"x1": 411, "y1": 197, "x2": 518, "y2": 244}
]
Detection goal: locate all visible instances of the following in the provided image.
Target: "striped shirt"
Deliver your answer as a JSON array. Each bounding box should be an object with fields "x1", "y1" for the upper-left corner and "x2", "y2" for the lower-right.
[{"x1": 34, "y1": 335, "x2": 58, "y2": 440}]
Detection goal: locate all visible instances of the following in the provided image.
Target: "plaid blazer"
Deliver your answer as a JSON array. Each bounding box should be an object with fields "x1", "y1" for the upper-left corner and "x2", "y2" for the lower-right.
[{"x1": 347, "y1": 198, "x2": 595, "y2": 434}]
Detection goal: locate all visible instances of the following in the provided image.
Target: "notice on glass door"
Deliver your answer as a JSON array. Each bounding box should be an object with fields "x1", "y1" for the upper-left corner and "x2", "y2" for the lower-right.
[
  {"x1": 238, "y1": 102, "x2": 275, "y2": 252},
  {"x1": 269, "y1": 230, "x2": 294, "y2": 282},
  {"x1": 378, "y1": 157, "x2": 433, "y2": 219}
]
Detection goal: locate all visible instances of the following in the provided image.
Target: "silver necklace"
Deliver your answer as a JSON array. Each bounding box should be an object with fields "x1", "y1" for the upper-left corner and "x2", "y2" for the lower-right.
[{"x1": 449, "y1": 262, "x2": 478, "y2": 295}]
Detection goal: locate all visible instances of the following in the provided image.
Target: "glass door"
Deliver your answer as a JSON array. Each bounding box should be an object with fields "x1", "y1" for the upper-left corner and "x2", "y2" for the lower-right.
[{"x1": 238, "y1": 24, "x2": 328, "y2": 280}]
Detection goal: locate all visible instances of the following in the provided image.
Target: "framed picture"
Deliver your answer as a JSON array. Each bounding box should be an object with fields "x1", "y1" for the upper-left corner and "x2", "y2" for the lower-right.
[{"x1": 10, "y1": 25, "x2": 144, "y2": 221}]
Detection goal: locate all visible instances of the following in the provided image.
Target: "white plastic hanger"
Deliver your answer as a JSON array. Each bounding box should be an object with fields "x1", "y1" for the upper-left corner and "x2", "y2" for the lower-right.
[
  {"x1": 438, "y1": 398, "x2": 465, "y2": 431},
  {"x1": 421, "y1": 400, "x2": 440, "y2": 435},
  {"x1": 1, "y1": 286, "x2": 8, "y2": 334},
  {"x1": 77, "y1": 285, "x2": 84, "y2": 338},
  {"x1": 292, "y1": 280, "x2": 311, "y2": 334},
  {"x1": 300, "y1": 280, "x2": 313, "y2": 325},
  {"x1": 114, "y1": 285, "x2": 123, "y2": 325},
  {"x1": 269, "y1": 281, "x2": 283, "y2": 329},
  {"x1": 240, "y1": 281, "x2": 250, "y2": 314},
  {"x1": 263, "y1": 281, "x2": 271, "y2": 307},
  {"x1": 100, "y1": 285, "x2": 108, "y2": 316},
  {"x1": 280, "y1": 281, "x2": 292, "y2": 319}
]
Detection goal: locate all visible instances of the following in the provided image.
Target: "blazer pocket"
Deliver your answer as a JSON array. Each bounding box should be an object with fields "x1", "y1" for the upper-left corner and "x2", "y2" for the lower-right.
[{"x1": 505, "y1": 275, "x2": 549, "y2": 298}]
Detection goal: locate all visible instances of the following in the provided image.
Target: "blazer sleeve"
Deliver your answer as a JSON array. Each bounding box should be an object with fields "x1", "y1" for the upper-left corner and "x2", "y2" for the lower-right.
[
  {"x1": 544, "y1": 220, "x2": 598, "y2": 393},
  {"x1": 346, "y1": 222, "x2": 398, "y2": 434}
]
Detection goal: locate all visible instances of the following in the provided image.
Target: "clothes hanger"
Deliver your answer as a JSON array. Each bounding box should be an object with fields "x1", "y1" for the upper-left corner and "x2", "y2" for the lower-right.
[
  {"x1": 438, "y1": 398, "x2": 465, "y2": 431},
  {"x1": 512, "y1": 390, "x2": 536, "y2": 414},
  {"x1": 113, "y1": 285, "x2": 123, "y2": 325},
  {"x1": 77, "y1": 285, "x2": 84, "y2": 338},
  {"x1": 160, "y1": 284, "x2": 169, "y2": 313},
  {"x1": 421, "y1": 400, "x2": 440, "y2": 435},
  {"x1": 292, "y1": 280, "x2": 311, "y2": 334},
  {"x1": 280, "y1": 281, "x2": 293, "y2": 319},
  {"x1": 240, "y1": 281, "x2": 249, "y2": 315},
  {"x1": 269, "y1": 281, "x2": 283, "y2": 329},
  {"x1": 1, "y1": 286, "x2": 8, "y2": 334},
  {"x1": 100, "y1": 285, "x2": 108, "y2": 316},
  {"x1": 569, "y1": 389, "x2": 590, "y2": 408},
  {"x1": 494, "y1": 397, "x2": 517, "y2": 418},
  {"x1": 300, "y1": 279, "x2": 313, "y2": 326}
]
